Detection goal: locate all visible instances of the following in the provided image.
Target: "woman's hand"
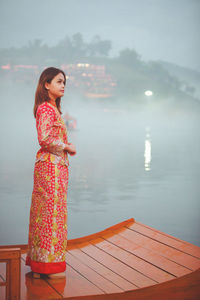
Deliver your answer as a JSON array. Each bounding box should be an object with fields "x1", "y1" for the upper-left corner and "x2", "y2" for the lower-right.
[{"x1": 64, "y1": 143, "x2": 76, "y2": 156}]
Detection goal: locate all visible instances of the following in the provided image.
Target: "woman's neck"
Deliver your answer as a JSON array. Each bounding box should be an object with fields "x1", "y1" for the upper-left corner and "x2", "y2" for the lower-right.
[{"x1": 48, "y1": 98, "x2": 57, "y2": 107}]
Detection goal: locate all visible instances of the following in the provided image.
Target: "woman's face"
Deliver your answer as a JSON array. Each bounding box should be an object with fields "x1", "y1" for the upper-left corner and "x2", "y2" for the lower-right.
[{"x1": 45, "y1": 72, "x2": 66, "y2": 100}]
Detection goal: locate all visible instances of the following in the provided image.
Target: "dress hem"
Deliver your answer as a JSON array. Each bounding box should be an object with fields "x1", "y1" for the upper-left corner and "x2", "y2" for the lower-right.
[{"x1": 25, "y1": 255, "x2": 66, "y2": 274}]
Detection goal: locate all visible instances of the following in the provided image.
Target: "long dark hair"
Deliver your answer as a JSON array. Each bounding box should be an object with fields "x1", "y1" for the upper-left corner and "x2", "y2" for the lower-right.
[{"x1": 34, "y1": 67, "x2": 66, "y2": 117}]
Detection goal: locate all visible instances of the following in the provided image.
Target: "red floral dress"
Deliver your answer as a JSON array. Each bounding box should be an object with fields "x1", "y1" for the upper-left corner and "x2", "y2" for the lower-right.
[{"x1": 26, "y1": 101, "x2": 69, "y2": 274}]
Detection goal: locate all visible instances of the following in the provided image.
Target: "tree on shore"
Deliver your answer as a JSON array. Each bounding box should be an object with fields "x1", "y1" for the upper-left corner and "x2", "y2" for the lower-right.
[{"x1": 0, "y1": 33, "x2": 196, "y2": 101}]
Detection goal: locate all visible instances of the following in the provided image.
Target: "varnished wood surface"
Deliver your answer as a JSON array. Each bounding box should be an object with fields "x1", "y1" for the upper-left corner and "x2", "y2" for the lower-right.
[
  {"x1": 64, "y1": 268, "x2": 200, "y2": 300},
  {"x1": 0, "y1": 218, "x2": 200, "y2": 300},
  {"x1": 0, "y1": 248, "x2": 21, "y2": 300}
]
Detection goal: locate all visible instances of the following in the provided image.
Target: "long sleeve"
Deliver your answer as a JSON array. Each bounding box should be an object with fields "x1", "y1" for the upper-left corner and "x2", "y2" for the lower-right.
[{"x1": 36, "y1": 105, "x2": 66, "y2": 156}]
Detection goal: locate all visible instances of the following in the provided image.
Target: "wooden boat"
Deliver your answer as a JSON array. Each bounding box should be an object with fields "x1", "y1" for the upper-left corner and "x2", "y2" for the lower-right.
[{"x1": 0, "y1": 218, "x2": 200, "y2": 300}]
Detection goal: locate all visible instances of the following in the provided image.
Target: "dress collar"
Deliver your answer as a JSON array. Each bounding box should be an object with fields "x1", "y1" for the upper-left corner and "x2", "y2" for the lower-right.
[
  {"x1": 46, "y1": 101, "x2": 61, "y2": 116},
  {"x1": 46, "y1": 101, "x2": 57, "y2": 108}
]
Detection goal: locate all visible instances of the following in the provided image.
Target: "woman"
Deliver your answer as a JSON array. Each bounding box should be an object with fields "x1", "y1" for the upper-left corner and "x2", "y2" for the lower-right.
[{"x1": 26, "y1": 67, "x2": 76, "y2": 279}]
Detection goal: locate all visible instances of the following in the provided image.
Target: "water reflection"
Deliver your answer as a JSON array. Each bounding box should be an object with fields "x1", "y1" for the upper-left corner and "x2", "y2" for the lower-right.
[{"x1": 144, "y1": 126, "x2": 152, "y2": 171}]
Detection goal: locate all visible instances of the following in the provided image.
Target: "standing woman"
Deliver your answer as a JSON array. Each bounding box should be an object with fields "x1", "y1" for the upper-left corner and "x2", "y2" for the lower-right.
[{"x1": 26, "y1": 67, "x2": 76, "y2": 278}]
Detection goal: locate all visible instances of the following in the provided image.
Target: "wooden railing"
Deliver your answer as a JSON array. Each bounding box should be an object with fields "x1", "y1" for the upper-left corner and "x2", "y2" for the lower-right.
[{"x1": 0, "y1": 248, "x2": 21, "y2": 300}]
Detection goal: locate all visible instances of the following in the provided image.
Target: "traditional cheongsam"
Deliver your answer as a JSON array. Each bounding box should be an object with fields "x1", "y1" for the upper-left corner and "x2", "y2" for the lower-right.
[{"x1": 26, "y1": 101, "x2": 69, "y2": 274}]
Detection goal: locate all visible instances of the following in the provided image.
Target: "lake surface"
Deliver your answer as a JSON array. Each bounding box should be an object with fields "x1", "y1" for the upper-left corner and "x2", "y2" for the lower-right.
[{"x1": 0, "y1": 81, "x2": 200, "y2": 246}]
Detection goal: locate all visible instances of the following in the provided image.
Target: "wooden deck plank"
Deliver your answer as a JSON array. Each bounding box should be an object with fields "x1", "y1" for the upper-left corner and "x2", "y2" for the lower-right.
[
  {"x1": 106, "y1": 230, "x2": 191, "y2": 277},
  {"x1": 21, "y1": 258, "x2": 62, "y2": 299},
  {"x1": 22, "y1": 253, "x2": 104, "y2": 299},
  {"x1": 69, "y1": 248, "x2": 136, "y2": 291},
  {"x1": 64, "y1": 268, "x2": 200, "y2": 300},
  {"x1": 136, "y1": 221, "x2": 200, "y2": 247},
  {"x1": 66, "y1": 252, "x2": 122, "y2": 293},
  {"x1": 11, "y1": 218, "x2": 200, "y2": 299},
  {"x1": 91, "y1": 237, "x2": 175, "y2": 283},
  {"x1": 130, "y1": 222, "x2": 200, "y2": 259},
  {"x1": 46, "y1": 264, "x2": 104, "y2": 298},
  {"x1": 118, "y1": 228, "x2": 200, "y2": 271},
  {"x1": 77, "y1": 242, "x2": 155, "y2": 288}
]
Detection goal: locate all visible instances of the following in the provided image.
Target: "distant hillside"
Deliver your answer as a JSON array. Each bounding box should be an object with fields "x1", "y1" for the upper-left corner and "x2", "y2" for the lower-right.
[
  {"x1": 158, "y1": 60, "x2": 200, "y2": 99},
  {"x1": 0, "y1": 33, "x2": 199, "y2": 103}
]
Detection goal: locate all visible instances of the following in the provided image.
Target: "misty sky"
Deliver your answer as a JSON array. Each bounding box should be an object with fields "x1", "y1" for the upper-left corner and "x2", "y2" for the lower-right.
[{"x1": 0, "y1": 0, "x2": 199, "y2": 71}]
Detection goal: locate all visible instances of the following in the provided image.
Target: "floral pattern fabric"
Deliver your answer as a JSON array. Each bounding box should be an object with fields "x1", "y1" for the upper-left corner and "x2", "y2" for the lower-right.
[
  {"x1": 35, "y1": 102, "x2": 69, "y2": 166},
  {"x1": 26, "y1": 102, "x2": 69, "y2": 274}
]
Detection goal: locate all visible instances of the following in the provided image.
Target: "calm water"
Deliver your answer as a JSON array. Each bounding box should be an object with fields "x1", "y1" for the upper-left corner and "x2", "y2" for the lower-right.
[{"x1": 0, "y1": 82, "x2": 200, "y2": 246}]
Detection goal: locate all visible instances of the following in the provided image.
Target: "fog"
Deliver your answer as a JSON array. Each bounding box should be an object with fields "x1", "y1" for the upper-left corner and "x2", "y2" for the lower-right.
[
  {"x1": 0, "y1": 0, "x2": 200, "y2": 247},
  {"x1": 0, "y1": 0, "x2": 200, "y2": 71},
  {"x1": 0, "y1": 79, "x2": 200, "y2": 246}
]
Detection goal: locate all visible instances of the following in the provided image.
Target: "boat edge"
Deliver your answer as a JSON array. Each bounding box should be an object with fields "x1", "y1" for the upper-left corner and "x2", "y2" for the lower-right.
[{"x1": 0, "y1": 218, "x2": 135, "y2": 252}]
